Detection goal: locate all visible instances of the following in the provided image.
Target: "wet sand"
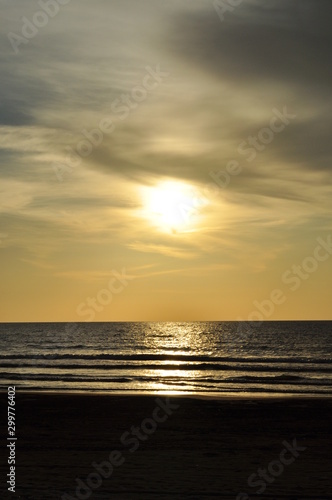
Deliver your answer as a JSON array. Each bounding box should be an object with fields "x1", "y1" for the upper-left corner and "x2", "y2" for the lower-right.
[{"x1": 0, "y1": 392, "x2": 331, "y2": 499}]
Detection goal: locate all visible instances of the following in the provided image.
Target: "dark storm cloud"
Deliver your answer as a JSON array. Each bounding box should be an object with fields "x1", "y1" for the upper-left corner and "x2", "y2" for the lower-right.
[
  {"x1": 168, "y1": 0, "x2": 332, "y2": 89},
  {"x1": 269, "y1": 112, "x2": 332, "y2": 172},
  {"x1": 0, "y1": 64, "x2": 36, "y2": 126},
  {"x1": 160, "y1": 0, "x2": 332, "y2": 177},
  {"x1": 0, "y1": 100, "x2": 31, "y2": 127},
  {"x1": 0, "y1": 55, "x2": 61, "y2": 127}
]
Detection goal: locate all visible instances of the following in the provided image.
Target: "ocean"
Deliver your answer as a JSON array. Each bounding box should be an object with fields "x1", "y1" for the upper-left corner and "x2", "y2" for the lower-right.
[{"x1": 0, "y1": 321, "x2": 331, "y2": 396}]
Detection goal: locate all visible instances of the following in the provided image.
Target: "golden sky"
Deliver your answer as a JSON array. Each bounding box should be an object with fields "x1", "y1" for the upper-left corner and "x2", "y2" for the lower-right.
[{"x1": 0, "y1": 0, "x2": 332, "y2": 321}]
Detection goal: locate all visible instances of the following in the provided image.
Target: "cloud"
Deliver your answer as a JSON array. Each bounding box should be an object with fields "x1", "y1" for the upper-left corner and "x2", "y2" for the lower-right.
[
  {"x1": 0, "y1": 0, "x2": 331, "y2": 286},
  {"x1": 161, "y1": 0, "x2": 332, "y2": 181},
  {"x1": 127, "y1": 241, "x2": 199, "y2": 259},
  {"x1": 168, "y1": 0, "x2": 332, "y2": 87}
]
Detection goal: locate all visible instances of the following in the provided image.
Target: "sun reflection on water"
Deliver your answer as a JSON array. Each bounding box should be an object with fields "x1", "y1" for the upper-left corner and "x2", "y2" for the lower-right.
[
  {"x1": 142, "y1": 322, "x2": 215, "y2": 352},
  {"x1": 132, "y1": 322, "x2": 216, "y2": 393}
]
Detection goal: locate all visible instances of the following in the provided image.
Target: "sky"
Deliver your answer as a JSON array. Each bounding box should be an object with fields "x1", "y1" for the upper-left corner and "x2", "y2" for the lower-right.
[{"x1": 0, "y1": 0, "x2": 331, "y2": 322}]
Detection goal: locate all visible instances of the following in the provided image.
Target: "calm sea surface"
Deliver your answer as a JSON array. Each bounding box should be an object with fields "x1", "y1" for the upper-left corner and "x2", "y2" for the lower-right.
[{"x1": 0, "y1": 321, "x2": 331, "y2": 396}]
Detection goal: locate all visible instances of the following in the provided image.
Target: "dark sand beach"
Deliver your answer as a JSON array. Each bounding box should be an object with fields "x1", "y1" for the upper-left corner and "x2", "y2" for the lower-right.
[{"x1": 1, "y1": 393, "x2": 331, "y2": 499}]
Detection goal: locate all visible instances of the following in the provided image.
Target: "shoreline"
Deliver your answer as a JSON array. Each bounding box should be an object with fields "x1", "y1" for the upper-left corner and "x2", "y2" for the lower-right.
[{"x1": 1, "y1": 388, "x2": 332, "y2": 400}]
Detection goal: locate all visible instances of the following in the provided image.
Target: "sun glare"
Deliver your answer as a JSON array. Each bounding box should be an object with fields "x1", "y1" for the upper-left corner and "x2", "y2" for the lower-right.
[{"x1": 142, "y1": 181, "x2": 205, "y2": 233}]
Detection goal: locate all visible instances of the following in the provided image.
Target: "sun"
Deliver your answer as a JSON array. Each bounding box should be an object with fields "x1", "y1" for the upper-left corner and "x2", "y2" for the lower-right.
[{"x1": 141, "y1": 180, "x2": 205, "y2": 233}]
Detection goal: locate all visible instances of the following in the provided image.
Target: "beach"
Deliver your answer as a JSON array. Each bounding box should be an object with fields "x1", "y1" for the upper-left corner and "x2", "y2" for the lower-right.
[{"x1": 1, "y1": 392, "x2": 331, "y2": 499}]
